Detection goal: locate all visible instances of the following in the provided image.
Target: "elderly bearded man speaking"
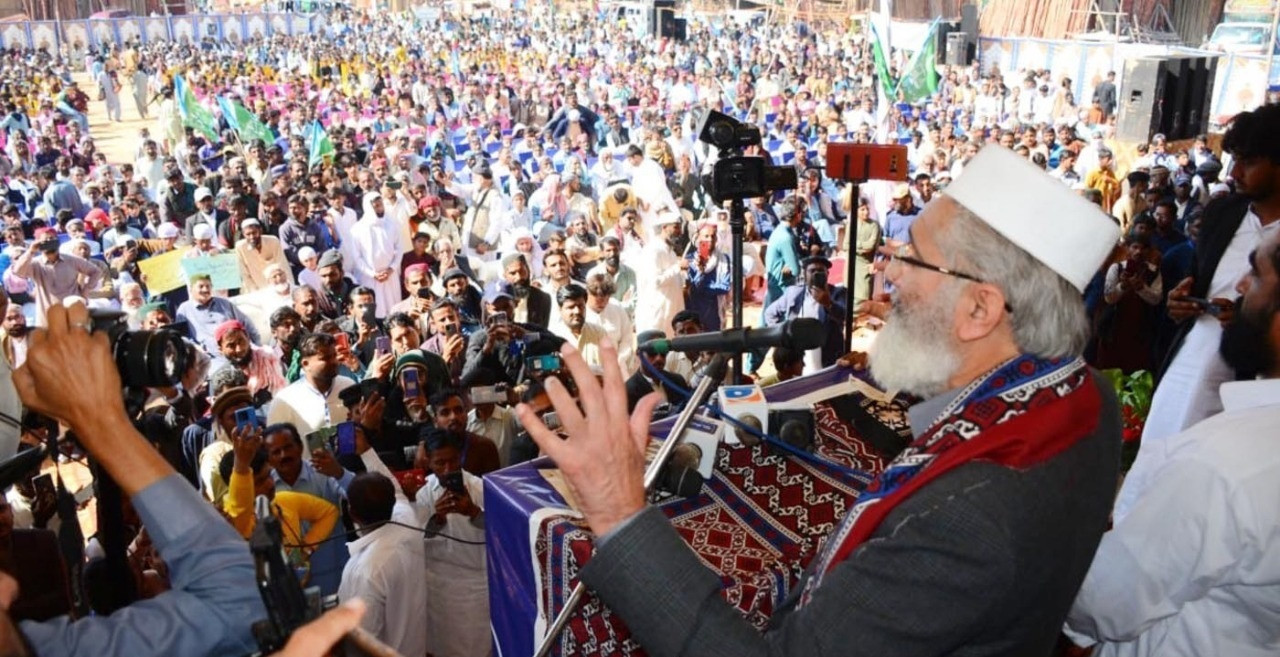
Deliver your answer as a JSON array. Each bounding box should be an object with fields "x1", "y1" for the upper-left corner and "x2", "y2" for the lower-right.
[{"x1": 516, "y1": 146, "x2": 1124, "y2": 657}]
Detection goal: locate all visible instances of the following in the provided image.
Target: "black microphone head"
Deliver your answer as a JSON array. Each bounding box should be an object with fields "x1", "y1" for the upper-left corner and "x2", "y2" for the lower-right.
[
  {"x1": 670, "y1": 443, "x2": 703, "y2": 472},
  {"x1": 779, "y1": 419, "x2": 813, "y2": 452},
  {"x1": 660, "y1": 465, "x2": 705, "y2": 498},
  {"x1": 786, "y1": 318, "x2": 826, "y2": 351}
]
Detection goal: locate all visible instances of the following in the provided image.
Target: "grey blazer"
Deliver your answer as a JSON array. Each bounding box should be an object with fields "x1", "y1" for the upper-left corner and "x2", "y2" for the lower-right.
[{"x1": 579, "y1": 373, "x2": 1121, "y2": 657}]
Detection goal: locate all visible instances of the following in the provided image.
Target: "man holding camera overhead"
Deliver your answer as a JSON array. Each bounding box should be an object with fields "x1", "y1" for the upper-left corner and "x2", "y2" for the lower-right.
[{"x1": 10, "y1": 228, "x2": 101, "y2": 327}]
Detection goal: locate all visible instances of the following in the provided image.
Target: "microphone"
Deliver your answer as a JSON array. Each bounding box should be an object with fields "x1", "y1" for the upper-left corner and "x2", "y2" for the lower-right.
[{"x1": 640, "y1": 318, "x2": 825, "y2": 355}]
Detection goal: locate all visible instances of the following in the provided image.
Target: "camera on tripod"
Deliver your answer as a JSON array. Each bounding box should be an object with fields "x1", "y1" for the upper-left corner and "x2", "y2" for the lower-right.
[{"x1": 696, "y1": 109, "x2": 798, "y2": 202}]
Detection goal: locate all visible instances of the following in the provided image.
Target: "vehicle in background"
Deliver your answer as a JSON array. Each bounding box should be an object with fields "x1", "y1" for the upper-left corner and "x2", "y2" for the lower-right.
[{"x1": 1203, "y1": 0, "x2": 1280, "y2": 55}]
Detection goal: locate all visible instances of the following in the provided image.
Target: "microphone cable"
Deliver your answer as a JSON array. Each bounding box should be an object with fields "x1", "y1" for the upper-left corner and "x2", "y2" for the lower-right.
[{"x1": 281, "y1": 518, "x2": 487, "y2": 551}]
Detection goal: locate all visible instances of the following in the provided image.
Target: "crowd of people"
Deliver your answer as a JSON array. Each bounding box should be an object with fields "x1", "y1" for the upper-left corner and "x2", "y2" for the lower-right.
[{"x1": 0, "y1": 4, "x2": 1274, "y2": 657}]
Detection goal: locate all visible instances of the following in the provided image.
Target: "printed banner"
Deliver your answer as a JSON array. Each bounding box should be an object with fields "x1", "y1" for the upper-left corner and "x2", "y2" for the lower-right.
[
  {"x1": 136, "y1": 249, "x2": 187, "y2": 294},
  {"x1": 180, "y1": 253, "x2": 242, "y2": 290}
]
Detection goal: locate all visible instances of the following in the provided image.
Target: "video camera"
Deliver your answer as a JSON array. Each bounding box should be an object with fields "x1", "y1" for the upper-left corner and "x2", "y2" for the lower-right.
[{"x1": 696, "y1": 109, "x2": 798, "y2": 202}]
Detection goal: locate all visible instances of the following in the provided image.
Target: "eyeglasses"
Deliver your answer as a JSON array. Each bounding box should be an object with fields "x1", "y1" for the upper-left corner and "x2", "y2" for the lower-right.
[{"x1": 888, "y1": 243, "x2": 1014, "y2": 314}]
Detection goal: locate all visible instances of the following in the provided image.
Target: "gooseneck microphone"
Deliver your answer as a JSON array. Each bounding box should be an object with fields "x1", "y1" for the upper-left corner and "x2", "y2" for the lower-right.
[{"x1": 639, "y1": 318, "x2": 826, "y2": 355}]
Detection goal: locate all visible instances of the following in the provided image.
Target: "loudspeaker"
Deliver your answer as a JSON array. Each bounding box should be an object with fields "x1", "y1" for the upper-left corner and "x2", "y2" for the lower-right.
[
  {"x1": 658, "y1": 15, "x2": 686, "y2": 41},
  {"x1": 946, "y1": 32, "x2": 972, "y2": 66},
  {"x1": 1117, "y1": 55, "x2": 1218, "y2": 143},
  {"x1": 654, "y1": 0, "x2": 684, "y2": 40}
]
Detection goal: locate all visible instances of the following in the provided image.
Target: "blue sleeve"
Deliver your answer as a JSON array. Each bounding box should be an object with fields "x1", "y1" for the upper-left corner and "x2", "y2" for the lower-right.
[
  {"x1": 21, "y1": 475, "x2": 265, "y2": 657},
  {"x1": 764, "y1": 292, "x2": 788, "y2": 326}
]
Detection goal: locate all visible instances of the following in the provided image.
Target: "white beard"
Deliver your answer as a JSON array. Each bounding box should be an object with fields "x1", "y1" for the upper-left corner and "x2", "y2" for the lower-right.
[{"x1": 868, "y1": 284, "x2": 962, "y2": 399}]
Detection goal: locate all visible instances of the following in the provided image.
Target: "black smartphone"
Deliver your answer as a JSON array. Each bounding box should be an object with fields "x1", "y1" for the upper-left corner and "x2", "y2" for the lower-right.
[
  {"x1": 416, "y1": 288, "x2": 432, "y2": 300},
  {"x1": 1183, "y1": 297, "x2": 1223, "y2": 317},
  {"x1": 440, "y1": 470, "x2": 466, "y2": 494}
]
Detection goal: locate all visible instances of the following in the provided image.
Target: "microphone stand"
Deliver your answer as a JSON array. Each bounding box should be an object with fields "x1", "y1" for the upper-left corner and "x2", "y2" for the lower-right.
[
  {"x1": 728, "y1": 196, "x2": 746, "y2": 385},
  {"x1": 532, "y1": 354, "x2": 730, "y2": 657}
]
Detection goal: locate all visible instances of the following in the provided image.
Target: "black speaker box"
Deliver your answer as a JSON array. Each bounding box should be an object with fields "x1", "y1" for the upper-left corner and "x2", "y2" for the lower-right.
[{"x1": 1117, "y1": 55, "x2": 1218, "y2": 143}]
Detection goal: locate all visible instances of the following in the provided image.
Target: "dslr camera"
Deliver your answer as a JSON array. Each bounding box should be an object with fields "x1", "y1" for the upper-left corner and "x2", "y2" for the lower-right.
[{"x1": 89, "y1": 309, "x2": 193, "y2": 389}]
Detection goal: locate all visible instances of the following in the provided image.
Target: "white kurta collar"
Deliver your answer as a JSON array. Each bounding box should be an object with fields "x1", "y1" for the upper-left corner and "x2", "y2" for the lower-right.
[{"x1": 1219, "y1": 378, "x2": 1280, "y2": 414}]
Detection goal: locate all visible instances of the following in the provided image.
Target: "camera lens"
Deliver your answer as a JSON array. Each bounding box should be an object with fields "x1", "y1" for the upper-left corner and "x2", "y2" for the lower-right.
[{"x1": 112, "y1": 328, "x2": 190, "y2": 389}]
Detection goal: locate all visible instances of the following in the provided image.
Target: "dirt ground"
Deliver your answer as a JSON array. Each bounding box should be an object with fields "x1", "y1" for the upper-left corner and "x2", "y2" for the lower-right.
[{"x1": 75, "y1": 70, "x2": 154, "y2": 165}]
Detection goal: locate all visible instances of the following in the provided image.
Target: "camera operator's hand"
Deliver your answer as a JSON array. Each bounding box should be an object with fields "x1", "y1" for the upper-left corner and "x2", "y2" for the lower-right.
[
  {"x1": 14, "y1": 302, "x2": 126, "y2": 439},
  {"x1": 442, "y1": 332, "x2": 465, "y2": 363},
  {"x1": 13, "y1": 302, "x2": 173, "y2": 496},
  {"x1": 269, "y1": 598, "x2": 367, "y2": 657},
  {"x1": 438, "y1": 488, "x2": 479, "y2": 519},
  {"x1": 483, "y1": 324, "x2": 512, "y2": 354}
]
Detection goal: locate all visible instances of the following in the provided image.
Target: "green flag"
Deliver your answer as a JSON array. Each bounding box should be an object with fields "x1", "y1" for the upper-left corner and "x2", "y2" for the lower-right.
[
  {"x1": 231, "y1": 99, "x2": 275, "y2": 148},
  {"x1": 308, "y1": 121, "x2": 334, "y2": 168},
  {"x1": 870, "y1": 22, "x2": 896, "y2": 102},
  {"x1": 173, "y1": 74, "x2": 219, "y2": 142},
  {"x1": 895, "y1": 19, "x2": 941, "y2": 104}
]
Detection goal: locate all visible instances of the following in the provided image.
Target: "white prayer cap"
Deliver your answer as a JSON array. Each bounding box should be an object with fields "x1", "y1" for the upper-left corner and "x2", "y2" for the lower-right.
[
  {"x1": 942, "y1": 145, "x2": 1120, "y2": 292},
  {"x1": 1209, "y1": 182, "x2": 1230, "y2": 196},
  {"x1": 158, "y1": 223, "x2": 180, "y2": 239},
  {"x1": 652, "y1": 210, "x2": 682, "y2": 227},
  {"x1": 194, "y1": 187, "x2": 213, "y2": 202},
  {"x1": 298, "y1": 246, "x2": 317, "y2": 262},
  {"x1": 193, "y1": 223, "x2": 215, "y2": 241}
]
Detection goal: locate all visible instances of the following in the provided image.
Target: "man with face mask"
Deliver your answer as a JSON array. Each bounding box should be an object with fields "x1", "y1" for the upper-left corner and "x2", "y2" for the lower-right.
[
  {"x1": 234, "y1": 218, "x2": 291, "y2": 293},
  {"x1": 635, "y1": 211, "x2": 688, "y2": 335},
  {"x1": 500, "y1": 253, "x2": 551, "y2": 329},
  {"x1": 1067, "y1": 227, "x2": 1280, "y2": 657},
  {"x1": 350, "y1": 191, "x2": 405, "y2": 319}
]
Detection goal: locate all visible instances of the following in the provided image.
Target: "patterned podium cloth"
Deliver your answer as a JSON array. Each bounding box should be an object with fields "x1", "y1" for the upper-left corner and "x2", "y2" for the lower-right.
[{"x1": 531, "y1": 389, "x2": 913, "y2": 656}]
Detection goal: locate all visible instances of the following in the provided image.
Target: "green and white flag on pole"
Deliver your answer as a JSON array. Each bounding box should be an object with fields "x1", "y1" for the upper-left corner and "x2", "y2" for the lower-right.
[
  {"x1": 307, "y1": 120, "x2": 335, "y2": 168},
  {"x1": 173, "y1": 74, "x2": 219, "y2": 142},
  {"x1": 895, "y1": 18, "x2": 942, "y2": 104},
  {"x1": 870, "y1": 21, "x2": 897, "y2": 102}
]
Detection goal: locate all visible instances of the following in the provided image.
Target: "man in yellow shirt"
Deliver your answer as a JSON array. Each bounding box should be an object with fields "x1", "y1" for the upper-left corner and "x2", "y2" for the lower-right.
[
  {"x1": 1084, "y1": 147, "x2": 1121, "y2": 214},
  {"x1": 219, "y1": 426, "x2": 339, "y2": 566}
]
